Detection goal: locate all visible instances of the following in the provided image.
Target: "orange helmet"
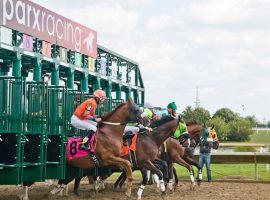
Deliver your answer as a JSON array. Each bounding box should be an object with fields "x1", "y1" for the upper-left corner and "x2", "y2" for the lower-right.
[{"x1": 93, "y1": 89, "x2": 106, "y2": 103}]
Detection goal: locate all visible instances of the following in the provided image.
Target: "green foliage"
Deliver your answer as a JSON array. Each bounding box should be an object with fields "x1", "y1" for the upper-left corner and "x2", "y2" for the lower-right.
[
  {"x1": 227, "y1": 119, "x2": 254, "y2": 142},
  {"x1": 213, "y1": 108, "x2": 240, "y2": 123},
  {"x1": 181, "y1": 106, "x2": 211, "y2": 124},
  {"x1": 245, "y1": 115, "x2": 258, "y2": 127},
  {"x1": 181, "y1": 106, "x2": 194, "y2": 122}
]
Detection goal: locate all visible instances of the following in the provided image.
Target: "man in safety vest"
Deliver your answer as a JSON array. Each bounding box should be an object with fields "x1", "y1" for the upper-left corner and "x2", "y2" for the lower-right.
[{"x1": 71, "y1": 89, "x2": 106, "y2": 151}]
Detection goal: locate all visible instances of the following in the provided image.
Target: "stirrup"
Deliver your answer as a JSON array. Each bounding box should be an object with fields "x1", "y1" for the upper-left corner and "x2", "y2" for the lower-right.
[{"x1": 79, "y1": 143, "x2": 90, "y2": 151}]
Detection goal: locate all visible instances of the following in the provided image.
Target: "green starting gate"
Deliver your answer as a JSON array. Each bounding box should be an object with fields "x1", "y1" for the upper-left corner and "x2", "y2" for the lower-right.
[
  {"x1": 0, "y1": 77, "x2": 24, "y2": 184},
  {"x1": 44, "y1": 86, "x2": 66, "y2": 180}
]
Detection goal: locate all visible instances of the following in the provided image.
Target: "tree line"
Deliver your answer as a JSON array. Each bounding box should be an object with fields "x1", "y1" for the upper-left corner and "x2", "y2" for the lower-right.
[{"x1": 181, "y1": 107, "x2": 256, "y2": 142}]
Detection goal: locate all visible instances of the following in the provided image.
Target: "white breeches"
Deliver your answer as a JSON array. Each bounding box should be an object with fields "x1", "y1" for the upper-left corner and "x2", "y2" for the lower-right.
[
  {"x1": 124, "y1": 126, "x2": 140, "y2": 133},
  {"x1": 71, "y1": 115, "x2": 97, "y2": 132}
]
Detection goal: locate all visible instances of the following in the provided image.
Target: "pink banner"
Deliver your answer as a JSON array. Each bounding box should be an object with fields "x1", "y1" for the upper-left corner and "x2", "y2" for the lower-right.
[
  {"x1": 0, "y1": 0, "x2": 97, "y2": 58},
  {"x1": 23, "y1": 34, "x2": 33, "y2": 52}
]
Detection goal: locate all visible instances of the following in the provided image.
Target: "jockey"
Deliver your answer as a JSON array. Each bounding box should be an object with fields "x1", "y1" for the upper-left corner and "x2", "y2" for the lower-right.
[
  {"x1": 124, "y1": 107, "x2": 153, "y2": 135},
  {"x1": 174, "y1": 118, "x2": 191, "y2": 147},
  {"x1": 70, "y1": 89, "x2": 106, "y2": 150},
  {"x1": 156, "y1": 101, "x2": 178, "y2": 118}
]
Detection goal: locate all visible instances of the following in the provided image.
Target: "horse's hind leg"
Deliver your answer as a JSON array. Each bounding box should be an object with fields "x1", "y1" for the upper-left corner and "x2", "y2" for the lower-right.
[
  {"x1": 107, "y1": 156, "x2": 133, "y2": 197},
  {"x1": 114, "y1": 172, "x2": 126, "y2": 189}
]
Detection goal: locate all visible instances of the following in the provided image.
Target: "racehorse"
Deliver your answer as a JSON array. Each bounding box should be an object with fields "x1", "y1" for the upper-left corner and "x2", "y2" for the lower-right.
[
  {"x1": 19, "y1": 98, "x2": 144, "y2": 200},
  {"x1": 170, "y1": 123, "x2": 219, "y2": 190},
  {"x1": 114, "y1": 120, "x2": 218, "y2": 193},
  {"x1": 165, "y1": 121, "x2": 208, "y2": 191},
  {"x1": 71, "y1": 115, "x2": 180, "y2": 200}
]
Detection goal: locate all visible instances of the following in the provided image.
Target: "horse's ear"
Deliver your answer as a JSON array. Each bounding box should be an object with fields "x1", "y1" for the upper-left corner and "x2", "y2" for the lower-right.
[
  {"x1": 128, "y1": 98, "x2": 134, "y2": 104},
  {"x1": 211, "y1": 125, "x2": 215, "y2": 130}
]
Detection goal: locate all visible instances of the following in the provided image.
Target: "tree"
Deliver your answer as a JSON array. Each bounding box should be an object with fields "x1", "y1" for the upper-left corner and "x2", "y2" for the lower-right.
[
  {"x1": 213, "y1": 108, "x2": 240, "y2": 123},
  {"x1": 227, "y1": 119, "x2": 254, "y2": 142},
  {"x1": 181, "y1": 106, "x2": 194, "y2": 122},
  {"x1": 245, "y1": 115, "x2": 258, "y2": 127},
  {"x1": 181, "y1": 106, "x2": 211, "y2": 124},
  {"x1": 193, "y1": 107, "x2": 211, "y2": 123}
]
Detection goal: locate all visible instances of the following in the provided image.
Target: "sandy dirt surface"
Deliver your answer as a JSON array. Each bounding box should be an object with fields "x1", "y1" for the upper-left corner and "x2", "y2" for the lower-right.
[{"x1": 0, "y1": 179, "x2": 270, "y2": 200}]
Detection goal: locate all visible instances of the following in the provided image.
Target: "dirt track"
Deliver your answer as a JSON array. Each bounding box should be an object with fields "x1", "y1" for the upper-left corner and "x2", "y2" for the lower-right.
[{"x1": 0, "y1": 180, "x2": 270, "y2": 200}]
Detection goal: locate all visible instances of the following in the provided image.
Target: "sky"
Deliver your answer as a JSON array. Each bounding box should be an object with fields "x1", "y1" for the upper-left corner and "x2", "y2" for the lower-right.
[{"x1": 33, "y1": 0, "x2": 270, "y2": 123}]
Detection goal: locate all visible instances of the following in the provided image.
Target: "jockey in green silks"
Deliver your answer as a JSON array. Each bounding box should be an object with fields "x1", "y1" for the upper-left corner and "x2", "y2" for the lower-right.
[{"x1": 174, "y1": 118, "x2": 191, "y2": 147}]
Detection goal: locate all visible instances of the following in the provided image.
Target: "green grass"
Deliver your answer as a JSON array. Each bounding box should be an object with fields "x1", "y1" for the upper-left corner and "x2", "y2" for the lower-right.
[
  {"x1": 249, "y1": 130, "x2": 270, "y2": 143},
  {"x1": 175, "y1": 164, "x2": 270, "y2": 181},
  {"x1": 107, "y1": 164, "x2": 270, "y2": 182}
]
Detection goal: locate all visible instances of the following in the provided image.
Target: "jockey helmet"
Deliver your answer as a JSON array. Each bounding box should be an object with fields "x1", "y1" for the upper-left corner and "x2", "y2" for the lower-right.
[
  {"x1": 167, "y1": 101, "x2": 177, "y2": 111},
  {"x1": 143, "y1": 108, "x2": 153, "y2": 119},
  {"x1": 93, "y1": 89, "x2": 106, "y2": 104},
  {"x1": 144, "y1": 102, "x2": 154, "y2": 110}
]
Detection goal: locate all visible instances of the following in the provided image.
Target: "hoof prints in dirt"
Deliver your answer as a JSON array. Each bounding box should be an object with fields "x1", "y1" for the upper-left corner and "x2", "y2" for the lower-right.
[{"x1": 0, "y1": 181, "x2": 270, "y2": 200}]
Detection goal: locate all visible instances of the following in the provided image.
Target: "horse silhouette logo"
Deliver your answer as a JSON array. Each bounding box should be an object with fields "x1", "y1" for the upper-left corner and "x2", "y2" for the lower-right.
[{"x1": 84, "y1": 32, "x2": 95, "y2": 55}]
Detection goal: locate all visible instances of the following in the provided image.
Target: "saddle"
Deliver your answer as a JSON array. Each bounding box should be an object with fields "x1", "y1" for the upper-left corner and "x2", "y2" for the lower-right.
[{"x1": 121, "y1": 132, "x2": 138, "y2": 167}]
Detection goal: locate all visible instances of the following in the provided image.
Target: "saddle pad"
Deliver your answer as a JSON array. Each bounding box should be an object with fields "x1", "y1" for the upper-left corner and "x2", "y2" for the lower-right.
[
  {"x1": 120, "y1": 133, "x2": 138, "y2": 157},
  {"x1": 66, "y1": 136, "x2": 96, "y2": 160}
]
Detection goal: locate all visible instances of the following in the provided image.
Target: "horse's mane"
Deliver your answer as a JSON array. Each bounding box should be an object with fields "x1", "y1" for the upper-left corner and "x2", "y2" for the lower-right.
[
  {"x1": 101, "y1": 103, "x2": 126, "y2": 121},
  {"x1": 186, "y1": 120, "x2": 198, "y2": 126},
  {"x1": 150, "y1": 115, "x2": 175, "y2": 128}
]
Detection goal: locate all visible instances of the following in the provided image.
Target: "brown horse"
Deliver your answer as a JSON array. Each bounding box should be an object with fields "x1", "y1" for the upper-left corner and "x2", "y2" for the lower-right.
[
  {"x1": 42, "y1": 98, "x2": 143, "y2": 199},
  {"x1": 72, "y1": 115, "x2": 180, "y2": 199},
  {"x1": 165, "y1": 122, "x2": 207, "y2": 191},
  {"x1": 167, "y1": 122, "x2": 219, "y2": 191}
]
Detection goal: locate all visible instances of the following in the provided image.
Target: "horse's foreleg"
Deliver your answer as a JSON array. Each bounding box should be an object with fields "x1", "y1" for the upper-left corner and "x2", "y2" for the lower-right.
[
  {"x1": 50, "y1": 177, "x2": 73, "y2": 196},
  {"x1": 183, "y1": 156, "x2": 202, "y2": 185},
  {"x1": 108, "y1": 157, "x2": 133, "y2": 197},
  {"x1": 167, "y1": 162, "x2": 174, "y2": 192},
  {"x1": 174, "y1": 156, "x2": 195, "y2": 190},
  {"x1": 172, "y1": 167, "x2": 179, "y2": 188},
  {"x1": 145, "y1": 161, "x2": 166, "y2": 199},
  {"x1": 137, "y1": 169, "x2": 148, "y2": 200},
  {"x1": 73, "y1": 177, "x2": 82, "y2": 196}
]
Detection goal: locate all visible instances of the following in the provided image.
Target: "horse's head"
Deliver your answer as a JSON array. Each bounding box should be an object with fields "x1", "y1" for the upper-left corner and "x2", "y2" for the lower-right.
[
  {"x1": 210, "y1": 125, "x2": 219, "y2": 149},
  {"x1": 127, "y1": 98, "x2": 144, "y2": 124}
]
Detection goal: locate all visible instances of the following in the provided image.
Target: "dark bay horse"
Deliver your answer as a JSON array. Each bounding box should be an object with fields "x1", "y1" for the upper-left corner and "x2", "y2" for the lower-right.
[
  {"x1": 19, "y1": 98, "x2": 143, "y2": 200},
  {"x1": 73, "y1": 116, "x2": 180, "y2": 200}
]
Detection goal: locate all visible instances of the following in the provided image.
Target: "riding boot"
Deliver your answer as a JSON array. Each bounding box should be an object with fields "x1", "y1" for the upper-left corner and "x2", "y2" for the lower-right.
[
  {"x1": 90, "y1": 152, "x2": 100, "y2": 166},
  {"x1": 79, "y1": 130, "x2": 95, "y2": 150}
]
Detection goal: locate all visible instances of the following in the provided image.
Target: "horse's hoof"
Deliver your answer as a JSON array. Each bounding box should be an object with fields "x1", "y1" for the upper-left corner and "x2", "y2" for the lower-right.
[
  {"x1": 198, "y1": 180, "x2": 202, "y2": 187},
  {"x1": 73, "y1": 190, "x2": 80, "y2": 196},
  {"x1": 17, "y1": 195, "x2": 29, "y2": 200},
  {"x1": 190, "y1": 183, "x2": 196, "y2": 190},
  {"x1": 125, "y1": 189, "x2": 131, "y2": 197},
  {"x1": 161, "y1": 192, "x2": 167, "y2": 200}
]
